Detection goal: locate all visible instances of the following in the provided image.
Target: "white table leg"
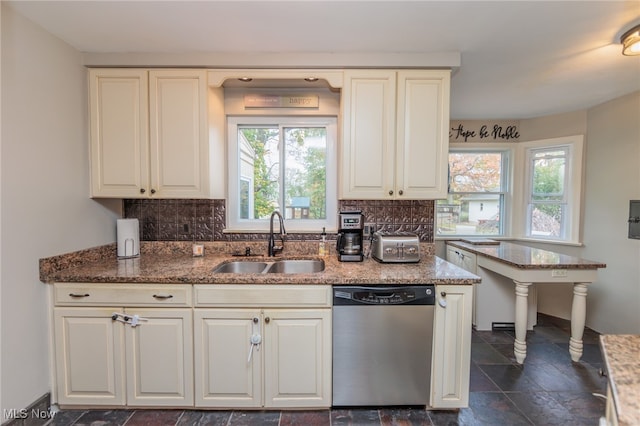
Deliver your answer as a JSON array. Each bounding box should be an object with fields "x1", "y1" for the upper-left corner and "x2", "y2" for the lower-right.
[
  {"x1": 569, "y1": 283, "x2": 588, "y2": 362},
  {"x1": 513, "y1": 280, "x2": 532, "y2": 364}
]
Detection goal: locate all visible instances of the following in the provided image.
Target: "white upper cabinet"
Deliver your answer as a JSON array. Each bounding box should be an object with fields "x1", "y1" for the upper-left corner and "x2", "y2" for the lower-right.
[
  {"x1": 340, "y1": 69, "x2": 450, "y2": 199},
  {"x1": 89, "y1": 69, "x2": 209, "y2": 198}
]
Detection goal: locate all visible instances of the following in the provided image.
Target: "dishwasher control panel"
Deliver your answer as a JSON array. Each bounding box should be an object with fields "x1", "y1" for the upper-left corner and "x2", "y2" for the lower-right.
[{"x1": 333, "y1": 285, "x2": 435, "y2": 305}]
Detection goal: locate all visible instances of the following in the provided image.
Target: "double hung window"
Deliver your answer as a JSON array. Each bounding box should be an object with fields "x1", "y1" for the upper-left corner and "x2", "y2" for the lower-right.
[
  {"x1": 436, "y1": 149, "x2": 510, "y2": 237},
  {"x1": 521, "y1": 136, "x2": 583, "y2": 243},
  {"x1": 227, "y1": 116, "x2": 337, "y2": 232}
]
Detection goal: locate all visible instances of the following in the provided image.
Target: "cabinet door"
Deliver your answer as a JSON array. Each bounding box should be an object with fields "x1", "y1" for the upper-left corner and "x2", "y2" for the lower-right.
[
  {"x1": 149, "y1": 70, "x2": 209, "y2": 198},
  {"x1": 89, "y1": 69, "x2": 149, "y2": 198},
  {"x1": 340, "y1": 70, "x2": 396, "y2": 199},
  {"x1": 54, "y1": 307, "x2": 125, "y2": 406},
  {"x1": 431, "y1": 285, "x2": 472, "y2": 409},
  {"x1": 396, "y1": 71, "x2": 450, "y2": 199},
  {"x1": 194, "y1": 309, "x2": 261, "y2": 407},
  {"x1": 263, "y1": 309, "x2": 332, "y2": 408},
  {"x1": 125, "y1": 308, "x2": 193, "y2": 406}
]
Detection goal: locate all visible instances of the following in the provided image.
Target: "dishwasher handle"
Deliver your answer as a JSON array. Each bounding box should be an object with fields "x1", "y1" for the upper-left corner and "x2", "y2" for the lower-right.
[{"x1": 333, "y1": 285, "x2": 435, "y2": 305}]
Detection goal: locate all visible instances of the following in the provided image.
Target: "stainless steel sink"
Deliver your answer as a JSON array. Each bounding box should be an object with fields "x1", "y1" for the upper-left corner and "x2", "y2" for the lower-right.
[
  {"x1": 212, "y1": 261, "x2": 269, "y2": 274},
  {"x1": 265, "y1": 259, "x2": 325, "y2": 274},
  {"x1": 212, "y1": 259, "x2": 324, "y2": 274}
]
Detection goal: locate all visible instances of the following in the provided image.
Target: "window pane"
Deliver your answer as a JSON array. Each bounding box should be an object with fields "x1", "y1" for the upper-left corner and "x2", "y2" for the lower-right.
[
  {"x1": 528, "y1": 203, "x2": 565, "y2": 238},
  {"x1": 437, "y1": 194, "x2": 502, "y2": 236},
  {"x1": 449, "y1": 152, "x2": 503, "y2": 193},
  {"x1": 238, "y1": 127, "x2": 280, "y2": 220},
  {"x1": 283, "y1": 127, "x2": 327, "y2": 220},
  {"x1": 532, "y1": 150, "x2": 566, "y2": 201}
]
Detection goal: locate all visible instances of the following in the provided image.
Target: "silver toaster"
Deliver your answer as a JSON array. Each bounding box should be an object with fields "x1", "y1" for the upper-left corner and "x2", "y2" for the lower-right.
[{"x1": 371, "y1": 231, "x2": 421, "y2": 263}]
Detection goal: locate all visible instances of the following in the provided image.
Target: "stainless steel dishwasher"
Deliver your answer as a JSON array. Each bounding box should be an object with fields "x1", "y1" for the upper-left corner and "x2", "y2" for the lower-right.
[{"x1": 332, "y1": 285, "x2": 435, "y2": 406}]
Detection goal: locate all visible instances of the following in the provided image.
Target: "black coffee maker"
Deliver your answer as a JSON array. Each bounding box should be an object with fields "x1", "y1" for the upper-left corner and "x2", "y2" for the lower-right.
[{"x1": 336, "y1": 210, "x2": 364, "y2": 262}]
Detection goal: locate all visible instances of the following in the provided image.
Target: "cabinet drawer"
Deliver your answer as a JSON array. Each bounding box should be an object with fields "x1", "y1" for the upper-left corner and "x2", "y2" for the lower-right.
[
  {"x1": 194, "y1": 285, "x2": 332, "y2": 308},
  {"x1": 54, "y1": 283, "x2": 192, "y2": 307}
]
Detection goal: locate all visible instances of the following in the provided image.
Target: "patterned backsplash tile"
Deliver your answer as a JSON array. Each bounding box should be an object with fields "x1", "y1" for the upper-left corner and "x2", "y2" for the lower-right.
[{"x1": 123, "y1": 199, "x2": 435, "y2": 242}]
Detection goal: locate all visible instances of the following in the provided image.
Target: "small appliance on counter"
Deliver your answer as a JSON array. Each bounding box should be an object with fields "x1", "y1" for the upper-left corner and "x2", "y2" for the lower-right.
[
  {"x1": 371, "y1": 231, "x2": 420, "y2": 263},
  {"x1": 117, "y1": 218, "x2": 140, "y2": 259},
  {"x1": 336, "y1": 210, "x2": 364, "y2": 262}
]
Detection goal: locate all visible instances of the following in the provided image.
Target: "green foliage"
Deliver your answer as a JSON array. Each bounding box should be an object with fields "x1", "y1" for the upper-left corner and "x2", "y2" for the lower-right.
[
  {"x1": 240, "y1": 128, "x2": 279, "y2": 219},
  {"x1": 241, "y1": 126, "x2": 327, "y2": 220}
]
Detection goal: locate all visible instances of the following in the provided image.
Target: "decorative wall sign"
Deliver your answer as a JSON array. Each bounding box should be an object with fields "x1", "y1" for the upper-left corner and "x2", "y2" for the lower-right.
[
  {"x1": 244, "y1": 94, "x2": 319, "y2": 108},
  {"x1": 449, "y1": 120, "x2": 520, "y2": 143}
]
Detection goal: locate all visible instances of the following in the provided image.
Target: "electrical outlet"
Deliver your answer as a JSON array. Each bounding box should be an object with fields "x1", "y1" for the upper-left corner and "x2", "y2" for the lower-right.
[
  {"x1": 551, "y1": 269, "x2": 568, "y2": 278},
  {"x1": 363, "y1": 223, "x2": 375, "y2": 238}
]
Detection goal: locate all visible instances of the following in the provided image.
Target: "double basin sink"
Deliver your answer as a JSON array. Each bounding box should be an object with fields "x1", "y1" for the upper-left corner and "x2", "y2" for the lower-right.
[{"x1": 213, "y1": 259, "x2": 325, "y2": 274}]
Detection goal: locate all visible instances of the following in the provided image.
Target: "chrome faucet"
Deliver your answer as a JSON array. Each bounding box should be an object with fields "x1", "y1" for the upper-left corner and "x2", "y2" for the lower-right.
[{"x1": 268, "y1": 211, "x2": 286, "y2": 257}]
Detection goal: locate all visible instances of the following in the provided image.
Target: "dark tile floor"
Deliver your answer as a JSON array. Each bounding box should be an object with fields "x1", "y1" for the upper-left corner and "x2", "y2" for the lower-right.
[{"x1": 43, "y1": 314, "x2": 607, "y2": 426}]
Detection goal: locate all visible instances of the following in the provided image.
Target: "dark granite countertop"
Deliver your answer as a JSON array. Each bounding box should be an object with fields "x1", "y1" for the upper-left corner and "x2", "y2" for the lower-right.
[
  {"x1": 40, "y1": 241, "x2": 480, "y2": 286},
  {"x1": 447, "y1": 240, "x2": 606, "y2": 270}
]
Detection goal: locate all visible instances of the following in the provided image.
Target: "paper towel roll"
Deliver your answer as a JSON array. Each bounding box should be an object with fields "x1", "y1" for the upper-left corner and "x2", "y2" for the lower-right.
[{"x1": 117, "y1": 219, "x2": 140, "y2": 258}]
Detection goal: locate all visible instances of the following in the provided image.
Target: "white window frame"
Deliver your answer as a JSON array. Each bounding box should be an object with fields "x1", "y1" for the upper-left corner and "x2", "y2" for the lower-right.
[
  {"x1": 227, "y1": 116, "x2": 338, "y2": 232},
  {"x1": 516, "y1": 135, "x2": 584, "y2": 245},
  {"x1": 437, "y1": 144, "x2": 514, "y2": 238}
]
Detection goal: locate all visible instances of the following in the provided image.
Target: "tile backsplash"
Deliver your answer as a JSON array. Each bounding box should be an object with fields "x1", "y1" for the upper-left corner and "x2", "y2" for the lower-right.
[{"x1": 123, "y1": 199, "x2": 435, "y2": 242}]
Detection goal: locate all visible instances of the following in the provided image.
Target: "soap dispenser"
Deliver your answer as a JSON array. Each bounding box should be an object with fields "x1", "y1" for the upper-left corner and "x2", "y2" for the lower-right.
[{"x1": 319, "y1": 227, "x2": 328, "y2": 256}]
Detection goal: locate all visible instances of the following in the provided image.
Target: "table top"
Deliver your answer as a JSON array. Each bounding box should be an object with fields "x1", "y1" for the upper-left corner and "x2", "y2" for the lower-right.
[{"x1": 447, "y1": 240, "x2": 606, "y2": 270}]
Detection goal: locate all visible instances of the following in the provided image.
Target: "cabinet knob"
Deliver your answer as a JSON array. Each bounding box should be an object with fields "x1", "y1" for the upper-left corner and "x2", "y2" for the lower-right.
[
  {"x1": 399, "y1": 190, "x2": 404, "y2": 195},
  {"x1": 440, "y1": 291, "x2": 447, "y2": 297},
  {"x1": 388, "y1": 190, "x2": 394, "y2": 196},
  {"x1": 140, "y1": 188, "x2": 146, "y2": 194},
  {"x1": 253, "y1": 317, "x2": 259, "y2": 323},
  {"x1": 150, "y1": 189, "x2": 156, "y2": 194},
  {"x1": 265, "y1": 317, "x2": 271, "y2": 324}
]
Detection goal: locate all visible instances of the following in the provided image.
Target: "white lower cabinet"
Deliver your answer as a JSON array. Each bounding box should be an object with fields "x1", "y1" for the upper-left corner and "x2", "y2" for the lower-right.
[
  {"x1": 193, "y1": 285, "x2": 332, "y2": 409},
  {"x1": 52, "y1": 284, "x2": 193, "y2": 407},
  {"x1": 430, "y1": 285, "x2": 472, "y2": 409}
]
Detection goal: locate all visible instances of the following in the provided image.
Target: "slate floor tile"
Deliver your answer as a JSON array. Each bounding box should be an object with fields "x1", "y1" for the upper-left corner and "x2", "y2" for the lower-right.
[
  {"x1": 68, "y1": 409, "x2": 134, "y2": 426},
  {"x1": 478, "y1": 364, "x2": 543, "y2": 392},
  {"x1": 466, "y1": 392, "x2": 532, "y2": 425},
  {"x1": 506, "y1": 391, "x2": 578, "y2": 425},
  {"x1": 469, "y1": 362, "x2": 500, "y2": 392},
  {"x1": 470, "y1": 342, "x2": 511, "y2": 364},
  {"x1": 330, "y1": 409, "x2": 381, "y2": 426},
  {"x1": 379, "y1": 407, "x2": 431, "y2": 425},
  {"x1": 125, "y1": 410, "x2": 182, "y2": 426},
  {"x1": 176, "y1": 410, "x2": 232, "y2": 426},
  {"x1": 228, "y1": 411, "x2": 280, "y2": 426},
  {"x1": 549, "y1": 391, "x2": 607, "y2": 425},
  {"x1": 280, "y1": 410, "x2": 330, "y2": 426}
]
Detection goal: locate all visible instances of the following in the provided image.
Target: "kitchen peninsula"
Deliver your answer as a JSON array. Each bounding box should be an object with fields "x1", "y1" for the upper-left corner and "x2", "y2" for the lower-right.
[
  {"x1": 447, "y1": 241, "x2": 606, "y2": 364},
  {"x1": 40, "y1": 241, "x2": 480, "y2": 411}
]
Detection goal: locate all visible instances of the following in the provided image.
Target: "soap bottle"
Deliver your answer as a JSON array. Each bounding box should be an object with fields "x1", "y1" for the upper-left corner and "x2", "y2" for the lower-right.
[{"x1": 319, "y1": 227, "x2": 327, "y2": 256}]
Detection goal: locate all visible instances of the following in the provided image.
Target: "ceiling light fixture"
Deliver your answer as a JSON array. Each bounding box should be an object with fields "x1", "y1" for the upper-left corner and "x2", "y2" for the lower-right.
[{"x1": 620, "y1": 24, "x2": 640, "y2": 56}]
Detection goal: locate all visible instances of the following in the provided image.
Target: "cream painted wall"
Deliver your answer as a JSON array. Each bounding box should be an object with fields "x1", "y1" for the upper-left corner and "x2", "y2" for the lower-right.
[
  {"x1": 1, "y1": 5, "x2": 120, "y2": 420},
  {"x1": 580, "y1": 92, "x2": 640, "y2": 333}
]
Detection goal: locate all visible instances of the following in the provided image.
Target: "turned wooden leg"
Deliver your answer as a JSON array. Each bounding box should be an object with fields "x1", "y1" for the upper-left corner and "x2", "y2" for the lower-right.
[
  {"x1": 569, "y1": 283, "x2": 588, "y2": 362},
  {"x1": 514, "y1": 280, "x2": 532, "y2": 364}
]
